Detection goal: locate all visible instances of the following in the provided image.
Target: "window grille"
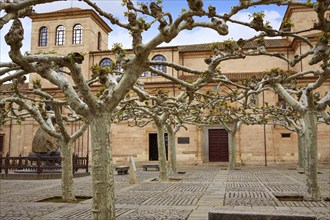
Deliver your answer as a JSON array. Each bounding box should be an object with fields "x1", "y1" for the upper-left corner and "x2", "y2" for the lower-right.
[
  {"x1": 99, "y1": 58, "x2": 112, "y2": 67},
  {"x1": 151, "y1": 55, "x2": 166, "y2": 76},
  {"x1": 38, "y1": 27, "x2": 48, "y2": 46},
  {"x1": 73, "y1": 24, "x2": 82, "y2": 44},
  {"x1": 56, "y1": 25, "x2": 65, "y2": 46}
]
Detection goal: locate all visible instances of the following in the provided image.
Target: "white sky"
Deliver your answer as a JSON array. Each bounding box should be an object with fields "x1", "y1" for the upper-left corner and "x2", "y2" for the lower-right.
[{"x1": 0, "y1": 0, "x2": 288, "y2": 63}]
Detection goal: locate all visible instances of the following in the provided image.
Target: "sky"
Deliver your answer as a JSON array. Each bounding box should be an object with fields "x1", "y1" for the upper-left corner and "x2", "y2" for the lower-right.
[{"x1": 0, "y1": 0, "x2": 289, "y2": 63}]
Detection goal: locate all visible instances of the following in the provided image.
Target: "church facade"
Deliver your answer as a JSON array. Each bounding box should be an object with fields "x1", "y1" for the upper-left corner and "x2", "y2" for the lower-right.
[{"x1": 0, "y1": 6, "x2": 329, "y2": 166}]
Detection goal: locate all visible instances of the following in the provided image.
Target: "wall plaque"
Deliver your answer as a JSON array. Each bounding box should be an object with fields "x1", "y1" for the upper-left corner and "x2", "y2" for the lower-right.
[{"x1": 178, "y1": 137, "x2": 190, "y2": 144}]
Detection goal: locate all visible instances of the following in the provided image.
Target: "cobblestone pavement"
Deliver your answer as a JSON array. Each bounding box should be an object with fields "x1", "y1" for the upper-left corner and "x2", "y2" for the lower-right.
[{"x1": 0, "y1": 165, "x2": 329, "y2": 219}]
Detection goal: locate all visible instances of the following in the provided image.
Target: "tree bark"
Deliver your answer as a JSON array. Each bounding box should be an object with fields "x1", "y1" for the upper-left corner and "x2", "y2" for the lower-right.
[
  {"x1": 168, "y1": 130, "x2": 177, "y2": 173},
  {"x1": 90, "y1": 114, "x2": 115, "y2": 220},
  {"x1": 303, "y1": 110, "x2": 321, "y2": 201},
  {"x1": 156, "y1": 124, "x2": 168, "y2": 181},
  {"x1": 228, "y1": 131, "x2": 236, "y2": 170},
  {"x1": 297, "y1": 131, "x2": 305, "y2": 170},
  {"x1": 60, "y1": 140, "x2": 76, "y2": 202}
]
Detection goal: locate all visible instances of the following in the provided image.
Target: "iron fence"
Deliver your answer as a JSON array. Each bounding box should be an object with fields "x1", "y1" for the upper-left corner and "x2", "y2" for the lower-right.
[{"x1": 0, "y1": 153, "x2": 89, "y2": 174}]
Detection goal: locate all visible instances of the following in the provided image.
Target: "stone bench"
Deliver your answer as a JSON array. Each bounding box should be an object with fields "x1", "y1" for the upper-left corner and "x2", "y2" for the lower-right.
[
  {"x1": 115, "y1": 166, "x2": 129, "y2": 175},
  {"x1": 208, "y1": 210, "x2": 317, "y2": 220},
  {"x1": 142, "y1": 164, "x2": 159, "y2": 171}
]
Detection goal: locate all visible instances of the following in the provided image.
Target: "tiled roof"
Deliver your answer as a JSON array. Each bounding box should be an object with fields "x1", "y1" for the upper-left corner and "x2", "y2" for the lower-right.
[
  {"x1": 90, "y1": 38, "x2": 291, "y2": 55},
  {"x1": 0, "y1": 83, "x2": 28, "y2": 90},
  {"x1": 52, "y1": 8, "x2": 83, "y2": 13},
  {"x1": 178, "y1": 39, "x2": 291, "y2": 52},
  {"x1": 30, "y1": 7, "x2": 112, "y2": 33},
  {"x1": 179, "y1": 72, "x2": 265, "y2": 81}
]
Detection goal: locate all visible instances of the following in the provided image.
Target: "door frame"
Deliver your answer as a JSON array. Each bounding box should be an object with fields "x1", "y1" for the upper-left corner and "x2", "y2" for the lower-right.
[
  {"x1": 201, "y1": 125, "x2": 230, "y2": 163},
  {"x1": 208, "y1": 129, "x2": 229, "y2": 162},
  {"x1": 148, "y1": 133, "x2": 168, "y2": 161}
]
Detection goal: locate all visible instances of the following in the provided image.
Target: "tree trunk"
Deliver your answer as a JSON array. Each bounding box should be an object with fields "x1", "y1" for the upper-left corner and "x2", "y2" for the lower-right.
[
  {"x1": 156, "y1": 124, "x2": 168, "y2": 181},
  {"x1": 228, "y1": 131, "x2": 236, "y2": 170},
  {"x1": 303, "y1": 110, "x2": 321, "y2": 201},
  {"x1": 60, "y1": 140, "x2": 76, "y2": 201},
  {"x1": 168, "y1": 130, "x2": 177, "y2": 173},
  {"x1": 297, "y1": 131, "x2": 305, "y2": 169},
  {"x1": 90, "y1": 114, "x2": 115, "y2": 220}
]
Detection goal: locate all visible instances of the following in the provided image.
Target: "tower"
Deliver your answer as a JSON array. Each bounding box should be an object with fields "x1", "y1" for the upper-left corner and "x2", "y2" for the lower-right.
[{"x1": 29, "y1": 8, "x2": 112, "y2": 88}]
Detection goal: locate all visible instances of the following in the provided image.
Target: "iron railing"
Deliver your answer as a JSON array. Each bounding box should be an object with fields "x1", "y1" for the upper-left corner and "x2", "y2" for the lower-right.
[{"x1": 0, "y1": 153, "x2": 89, "y2": 174}]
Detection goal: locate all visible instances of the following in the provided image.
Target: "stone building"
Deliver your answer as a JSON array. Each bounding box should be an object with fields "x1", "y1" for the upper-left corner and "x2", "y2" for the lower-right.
[{"x1": 0, "y1": 5, "x2": 329, "y2": 166}]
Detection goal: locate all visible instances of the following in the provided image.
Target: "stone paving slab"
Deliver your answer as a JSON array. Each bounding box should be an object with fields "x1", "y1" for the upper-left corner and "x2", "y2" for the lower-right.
[{"x1": 0, "y1": 165, "x2": 329, "y2": 219}]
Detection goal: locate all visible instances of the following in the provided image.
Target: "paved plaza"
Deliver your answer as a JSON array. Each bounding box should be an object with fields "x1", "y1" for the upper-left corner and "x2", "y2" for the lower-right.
[{"x1": 0, "y1": 164, "x2": 329, "y2": 219}]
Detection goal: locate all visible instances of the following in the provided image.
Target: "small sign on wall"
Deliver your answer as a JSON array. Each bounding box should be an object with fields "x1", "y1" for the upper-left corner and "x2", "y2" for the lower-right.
[{"x1": 178, "y1": 137, "x2": 190, "y2": 144}]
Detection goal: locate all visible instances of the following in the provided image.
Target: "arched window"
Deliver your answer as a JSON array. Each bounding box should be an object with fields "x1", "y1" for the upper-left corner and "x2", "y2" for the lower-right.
[
  {"x1": 99, "y1": 58, "x2": 112, "y2": 67},
  {"x1": 38, "y1": 27, "x2": 48, "y2": 46},
  {"x1": 151, "y1": 54, "x2": 166, "y2": 76},
  {"x1": 55, "y1": 25, "x2": 65, "y2": 46},
  {"x1": 72, "y1": 24, "x2": 82, "y2": 44},
  {"x1": 97, "y1": 32, "x2": 102, "y2": 50}
]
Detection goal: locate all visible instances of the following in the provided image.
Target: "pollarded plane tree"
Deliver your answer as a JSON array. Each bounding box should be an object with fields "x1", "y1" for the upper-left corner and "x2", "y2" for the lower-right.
[
  {"x1": 203, "y1": 0, "x2": 329, "y2": 201},
  {"x1": 266, "y1": 91, "x2": 329, "y2": 171},
  {"x1": 163, "y1": 118, "x2": 183, "y2": 174},
  {"x1": 0, "y1": 79, "x2": 88, "y2": 202},
  {"x1": 121, "y1": 85, "x2": 206, "y2": 176},
  {"x1": 263, "y1": 102, "x2": 307, "y2": 169},
  {"x1": 164, "y1": 100, "x2": 207, "y2": 174},
  {"x1": 237, "y1": 3, "x2": 329, "y2": 200},
  {"x1": 121, "y1": 86, "x2": 196, "y2": 181},
  {"x1": 259, "y1": 67, "x2": 329, "y2": 201},
  {"x1": 245, "y1": 2, "x2": 329, "y2": 199},
  {"x1": 1, "y1": 0, "x2": 323, "y2": 218},
  {"x1": 120, "y1": 89, "x2": 173, "y2": 181},
  {"x1": 164, "y1": 115, "x2": 190, "y2": 174}
]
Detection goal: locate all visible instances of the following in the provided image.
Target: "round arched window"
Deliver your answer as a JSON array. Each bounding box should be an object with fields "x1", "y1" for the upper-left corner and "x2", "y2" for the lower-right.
[
  {"x1": 99, "y1": 58, "x2": 112, "y2": 67},
  {"x1": 73, "y1": 24, "x2": 82, "y2": 44},
  {"x1": 38, "y1": 26, "x2": 48, "y2": 46},
  {"x1": 151, "y1": 54, "x2": 166, "y2": 76},
  {"x1": 55, "y1": 25, "x2": 65, "y2": 46}
]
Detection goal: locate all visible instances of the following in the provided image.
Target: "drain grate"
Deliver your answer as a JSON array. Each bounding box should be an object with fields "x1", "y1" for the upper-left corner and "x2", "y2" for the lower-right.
[
  {"x1": 168, "y1": 183, "x2": 209, "y2": 192},
  {"x1": 275, "y1": 195, "x2": 303, "y2": 201},
  {"x1": 142, "y1": 193, "x2": 202, "y2": 206},
  {"x1": 121, "y1": 208, "x2": 192, "y2": 220}
]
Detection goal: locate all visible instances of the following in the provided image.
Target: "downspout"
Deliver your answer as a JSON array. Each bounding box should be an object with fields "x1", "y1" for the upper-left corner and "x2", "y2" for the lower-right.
[
  {"x1": 8, "y1": 118, "x2": 12, "y2": 155},
  {"x1": 71, "y1": 122, "x2": 74, "y2": 154},
  {"x1": 87, "y1": 126, "x2": 90, "y2": 156},
  {"x1": 74, "y1": 122, "x2": 77, "y2": 154},
  {"x1": 263, "y1": 91, "x2": 267, "y2": 166},
  {"x1": 172, "y1": 48, "x2": 175, "y2": 96},
  {"x1": 81, "y1": 123, "x2": 84, "y2": 157},
  {"x1": 78, "y1": 121, "x2": 80, "y2": 156},
  {"x1": 299, "y1": 42, "x2": 303, "y2": 72}
]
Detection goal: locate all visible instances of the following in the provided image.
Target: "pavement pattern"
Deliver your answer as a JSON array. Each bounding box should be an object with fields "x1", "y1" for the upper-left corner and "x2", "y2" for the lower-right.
[{"x1": 0, "y1": 165, "x2": 329, "y2": 219}]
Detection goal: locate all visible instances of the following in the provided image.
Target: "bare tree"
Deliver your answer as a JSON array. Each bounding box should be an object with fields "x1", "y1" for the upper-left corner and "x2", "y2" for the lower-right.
[
  {"x1": 1, "y1": 0, "x2": 328, "y2": 218},
  {"x1": 122, "y1": 90, "x2": 172, "y2": 181},
  {"x1": 0, "y1": 80, "x2": 88, "y2": 201},
  {"x1": 203, "y1": 0, "x2": 329, "y2": 201}
]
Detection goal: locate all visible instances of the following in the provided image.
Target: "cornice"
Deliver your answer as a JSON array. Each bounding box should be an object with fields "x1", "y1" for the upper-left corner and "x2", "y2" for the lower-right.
[{"x1": 29, "y1": 9, "x2": 112, "y2": 33}]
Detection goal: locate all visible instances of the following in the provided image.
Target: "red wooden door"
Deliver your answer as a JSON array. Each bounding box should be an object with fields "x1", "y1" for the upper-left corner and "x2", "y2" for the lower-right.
[{"x1": 208, "y1": 129, "x2": 229, "y2": 162}]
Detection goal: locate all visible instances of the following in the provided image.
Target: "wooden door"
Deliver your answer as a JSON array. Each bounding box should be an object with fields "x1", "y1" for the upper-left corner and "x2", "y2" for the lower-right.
[{"x1": 208, "y1": 129, "x2": 228, "y2": 162}]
